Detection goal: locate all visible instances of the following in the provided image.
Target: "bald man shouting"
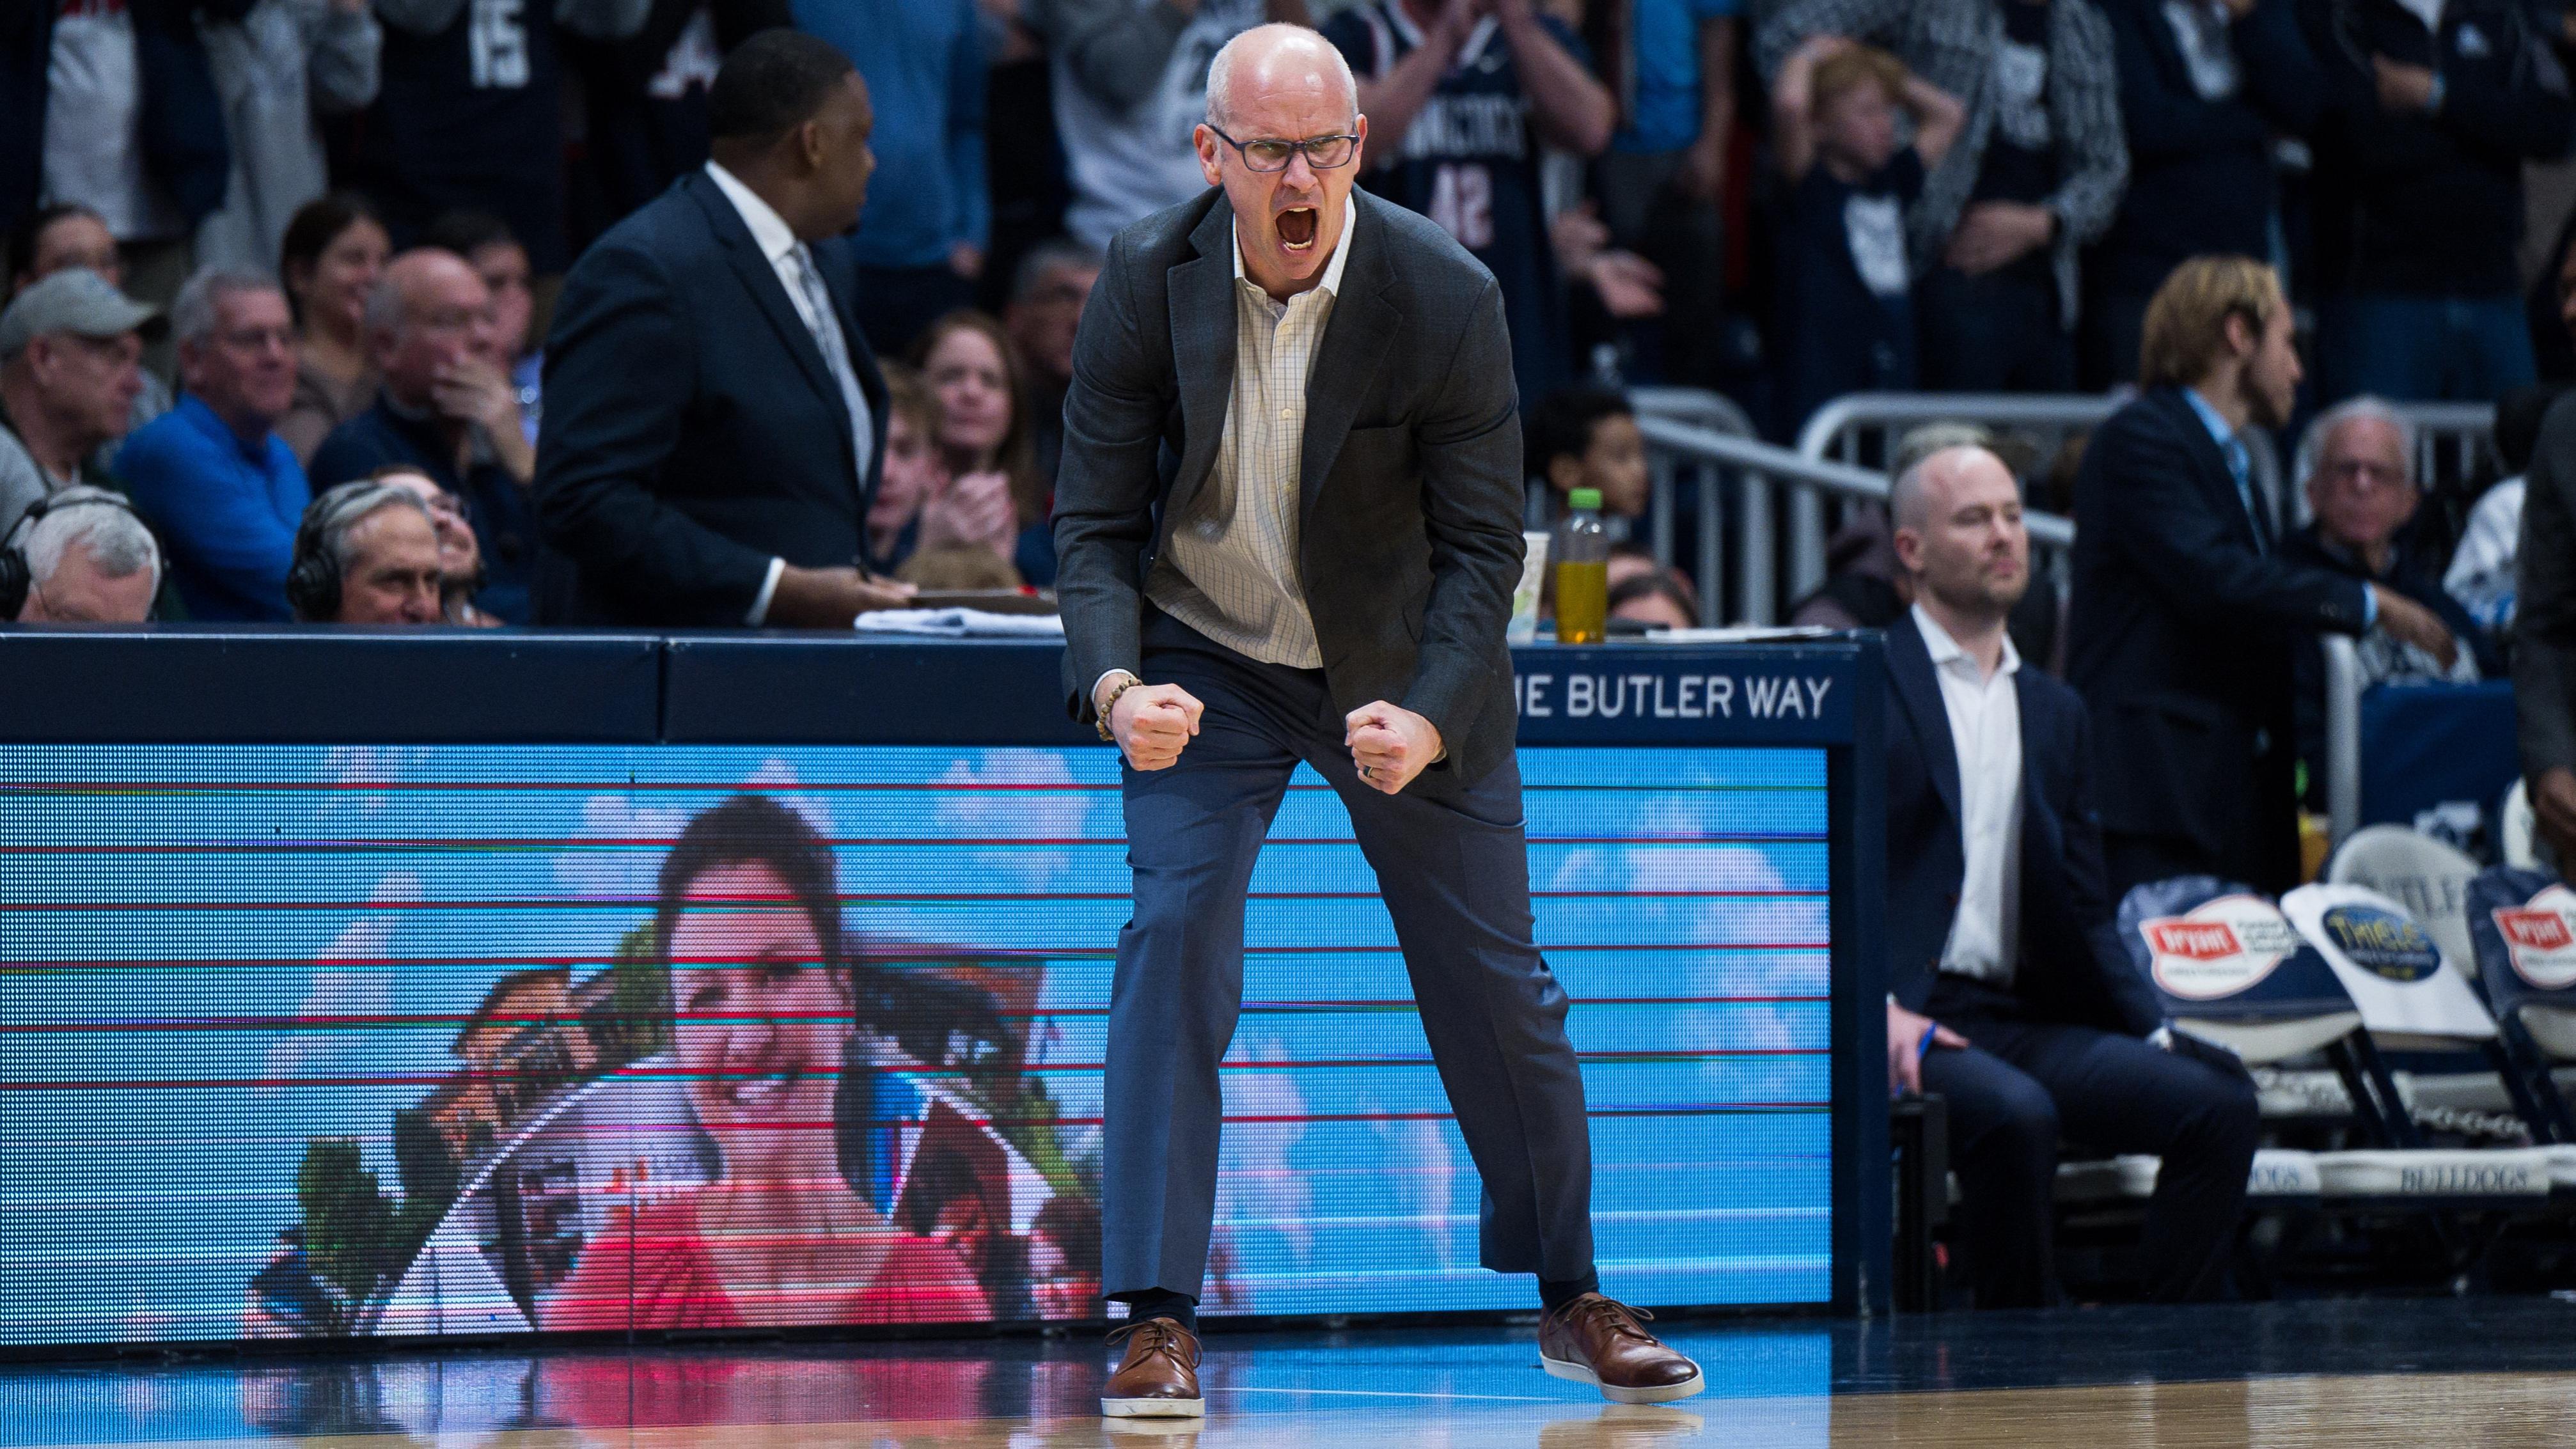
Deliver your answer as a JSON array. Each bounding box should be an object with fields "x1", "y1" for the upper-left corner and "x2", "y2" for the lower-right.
[{"x1": 1053, "y1": 23, "x2": 1703, "y2": 1416}]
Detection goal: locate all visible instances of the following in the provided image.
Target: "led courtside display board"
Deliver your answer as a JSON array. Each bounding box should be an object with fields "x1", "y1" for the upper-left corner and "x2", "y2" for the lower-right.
[{"x1": 0, "y1": 739, "x2": 1832, "y2": 1344}]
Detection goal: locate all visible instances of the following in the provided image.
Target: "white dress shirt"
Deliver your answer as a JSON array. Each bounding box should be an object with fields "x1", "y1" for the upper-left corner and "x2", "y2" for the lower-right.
[
  {"x1": 1143, "y1": 208, "x2": 1358, "y2": 671},
  {"x1": 1915, "y1": 604, "x2": 2024, "y2": 986},
  {"x1": 703, "y1": 160, "x2": 876, "y2": 625}
]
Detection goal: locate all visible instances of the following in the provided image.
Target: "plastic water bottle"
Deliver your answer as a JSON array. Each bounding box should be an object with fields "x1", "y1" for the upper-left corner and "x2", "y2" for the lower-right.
[{"x1": 1553, "y1": 488, "x2": 1609, "y2": 645}]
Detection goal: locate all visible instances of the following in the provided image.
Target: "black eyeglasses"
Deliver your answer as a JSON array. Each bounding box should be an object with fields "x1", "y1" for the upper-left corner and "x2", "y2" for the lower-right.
[{"x1": 1206, "y1": 125, "x2": 1360, "y2": 173}]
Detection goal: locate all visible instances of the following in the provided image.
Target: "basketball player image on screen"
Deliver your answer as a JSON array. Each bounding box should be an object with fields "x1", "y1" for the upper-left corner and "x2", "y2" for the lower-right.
[
  {"x1": 1051, "y1": 23, "x2": 1703, "y2": 1416},
  {"x1": 545, "y1": 795, "x2": 988, "y2": 1330}
]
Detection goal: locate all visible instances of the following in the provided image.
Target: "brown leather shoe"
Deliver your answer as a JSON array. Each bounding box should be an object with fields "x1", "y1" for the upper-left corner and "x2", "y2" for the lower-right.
[
  {"x1": 1101, "y1": 1317, "x2": 1204, "y2": 1418},
  {"x1": 1538, "y1": 1294, "x2": 1706, "y2": 1404}
]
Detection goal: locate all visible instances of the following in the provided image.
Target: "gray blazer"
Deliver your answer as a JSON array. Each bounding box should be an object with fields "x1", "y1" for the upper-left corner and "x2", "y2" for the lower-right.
[
  {"x1": 2517, "y1": 392, "x2": 2576, "y2": 782},
  {"x1": 1053, "y1": 187, "x2": 1527, "y2": 788}
]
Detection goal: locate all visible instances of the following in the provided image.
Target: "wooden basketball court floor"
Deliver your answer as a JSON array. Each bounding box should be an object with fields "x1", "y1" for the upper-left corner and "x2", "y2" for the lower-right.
[{"x1": 10, "y1": 1299, "x2": 2576, "y2": 1449}]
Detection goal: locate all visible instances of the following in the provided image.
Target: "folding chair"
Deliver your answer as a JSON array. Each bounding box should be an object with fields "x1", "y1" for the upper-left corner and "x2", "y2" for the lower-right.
[
  {"x1": 2327, "y1": 826, "x2": 2483, "y2": 978},
  {"x1": 2465, "y1": 867, "x2": 2576, "y2": 1149},
  {"x1": 2281, "y1": 882, "x2": 2557, "y2": 1145},
  {"x1": 2116, "y1": 877, "x2": 2372, "y2": 1129}
]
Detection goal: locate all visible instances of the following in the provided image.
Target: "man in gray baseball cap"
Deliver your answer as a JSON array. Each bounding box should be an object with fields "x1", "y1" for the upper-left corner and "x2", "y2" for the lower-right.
[{"x1": 0, "y1": 269, "x2": 158, "y2": 537}]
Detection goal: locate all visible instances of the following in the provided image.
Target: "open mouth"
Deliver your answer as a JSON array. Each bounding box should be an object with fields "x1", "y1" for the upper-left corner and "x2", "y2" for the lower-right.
[
  {"x1": 1278, "y1": 207, "x2": 1319, "y2": 252},
  {"x1": 725, "y1": 1063, "x2": 803, "y2": 1106}
]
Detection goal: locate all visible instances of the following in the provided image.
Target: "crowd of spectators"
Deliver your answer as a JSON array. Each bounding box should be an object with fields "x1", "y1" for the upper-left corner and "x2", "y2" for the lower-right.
[{"x1": 0, "y1": 0, "x2": 2573, "y2": 648}]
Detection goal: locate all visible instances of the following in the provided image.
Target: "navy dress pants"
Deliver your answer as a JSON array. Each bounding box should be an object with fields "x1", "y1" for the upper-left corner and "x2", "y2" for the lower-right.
[
  {"x1": 1103, "y1": 613, "x2": 1596, "y2": 1299},
  {"x1": 1920, "y1": 975, "x2": 2259, "y2": 1309}
]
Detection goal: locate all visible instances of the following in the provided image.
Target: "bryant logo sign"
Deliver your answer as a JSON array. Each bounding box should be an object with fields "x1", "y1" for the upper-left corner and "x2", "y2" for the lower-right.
[
  {"x1": 2496, "y1": 885, "x2": 2576, "y2": 991},
  {"x1": 2142, "y1": 896, "x2": 2299, "y2": 1000},
  {"x1": 2148, "y1": 922, "x2": 2239, "y2": 960}
]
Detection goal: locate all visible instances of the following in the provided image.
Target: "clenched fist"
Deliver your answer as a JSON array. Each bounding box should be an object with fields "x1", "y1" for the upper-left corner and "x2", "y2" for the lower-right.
[
  {"x1": 1345, "y1": 701, "x2": 1443, "y2": 795},
  {"x1": 1106, "y1": 680, "x2": 1204, "y2": 771}
]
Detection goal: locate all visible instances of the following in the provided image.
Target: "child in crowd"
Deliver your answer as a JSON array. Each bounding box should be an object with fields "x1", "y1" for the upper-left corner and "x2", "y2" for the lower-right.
[
  {"x1": 1526, "y1": 384, "x2": 1650, "y2": 536},
  {"x1": 1609, "y1": 568, "x2": 1699, "y2": 631},
  {"x1": 870, "y1": 363, "x2": 1028, "y2": 590},
  {"x1": 1770, "y1": 37, "x2": 1964, "y2": 439},
  {"x1": 868, "y1": 364, "x2": 946, "y2": 571}
]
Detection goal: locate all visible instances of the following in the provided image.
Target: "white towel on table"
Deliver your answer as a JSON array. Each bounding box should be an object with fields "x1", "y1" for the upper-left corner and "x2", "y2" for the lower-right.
[{"x1": 852, "y1": 607, "x2": 1066, "y2": 638}]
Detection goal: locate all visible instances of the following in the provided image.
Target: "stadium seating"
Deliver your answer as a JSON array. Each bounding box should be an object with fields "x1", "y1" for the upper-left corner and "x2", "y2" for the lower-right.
[{"x1": 2097, "y1": 879, "x2": 2570, "y2": 1233}]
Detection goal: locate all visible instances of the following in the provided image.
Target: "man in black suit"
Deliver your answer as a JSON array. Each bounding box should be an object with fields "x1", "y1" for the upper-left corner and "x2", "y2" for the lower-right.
[
  {"x1": 533, "y1": 29, "x2": 915, "y2": 626},
  {"x1": 2522, "y1": 393, "x2": 2576, "y2": 866},
  {"x1": 1886, "y1": 441, "x2": 2259, "y2": 1308},
  {"x1": 1053, "y1": 22, "x2": 1702, "y2": 1418},
  {"x1": 2065, "y1": 255, "x2": 2453, "y2": 895}
]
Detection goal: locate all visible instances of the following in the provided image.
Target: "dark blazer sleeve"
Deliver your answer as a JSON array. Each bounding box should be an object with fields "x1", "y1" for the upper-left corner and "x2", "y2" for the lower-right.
[
  {"x1": 1401, "y1": 274, "x2": 1525, "y2": 749},
  {"x1": 533, "y1": 239, "x2": 776, "y2": 626},
  {"x1": 2094, "y1": 403, "x2": 2371, "y2": 636},
  {"x1": 1052, "y1": 229, "x2": 1169, "y2": 719},
  {"x1": 2517, "y1": 394, "x2": 2576, "y2": 779}
]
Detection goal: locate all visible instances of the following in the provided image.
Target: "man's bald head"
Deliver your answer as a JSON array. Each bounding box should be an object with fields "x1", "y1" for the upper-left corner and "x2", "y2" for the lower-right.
[
  {"x1": 1890, "y1": 446, "x2": 2006, "y2": 531},
  {"x1": 368, "y1": 249, "x2": 481, "y2": 328},
  {"x1": 1206, "y1": 23, "x2": 1358, "y2": 132},
  {"x1": 1889, "y1": 445, "x2": 2029, "y2": 619},
  {"x1": 366, "y1": 248, "x2": 491, "y2": 408}
]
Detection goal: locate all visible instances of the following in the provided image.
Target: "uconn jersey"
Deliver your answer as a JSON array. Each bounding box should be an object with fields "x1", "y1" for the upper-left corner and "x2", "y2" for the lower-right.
[
  {"x1": 1053, "y1": 0, "x2": 1268, "y2": 249},
  {"x1": 358, "y1": 0, "x2": 599, "y2": 270},
  {"x1": 1324, "y1": 6, "x2": 1578, "y2": 402}
]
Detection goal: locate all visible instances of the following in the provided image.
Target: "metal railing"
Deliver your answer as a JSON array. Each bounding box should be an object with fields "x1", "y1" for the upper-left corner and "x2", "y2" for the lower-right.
[
  {"x1": 1631, "y1": 388, "x2": 2494, "y2": 632},
  {"x1": 1793, "y1": 393, "x2": 2282, "y2": 597},
  {"x1": 2323, "y1": 634, "x2": 2364, "y2": 847},
  {"x1": 2399, "y1": 402, "x2": 2499, "y2": 490},
  {"x1": 1629, "y1": 388, "x2": 1757, "y2": 597},
  {"x1": 1527, "y1": 388, "x2": 1759, "y2": 616},
  {"x1": 1635, "y1": 413, "x2": 2074, "y2": 626}
]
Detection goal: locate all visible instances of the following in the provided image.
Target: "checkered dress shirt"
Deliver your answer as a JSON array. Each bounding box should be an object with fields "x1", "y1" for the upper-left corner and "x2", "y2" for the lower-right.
[{"x1": 1145, "y1": 213, "x2": 1357, "y2": 670}]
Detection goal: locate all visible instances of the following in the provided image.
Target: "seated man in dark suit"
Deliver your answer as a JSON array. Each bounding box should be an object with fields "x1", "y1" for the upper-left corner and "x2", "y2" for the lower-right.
[
  {"x1": 533, "y1": 29, "x2": 916, "y2": 627},
  {"x1": 1885, "y1": 442, "x2": 2261, "y2": 1309},
  {"x1": 2065, "y1": 256, "x2": 2456, "y2": 896}
]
